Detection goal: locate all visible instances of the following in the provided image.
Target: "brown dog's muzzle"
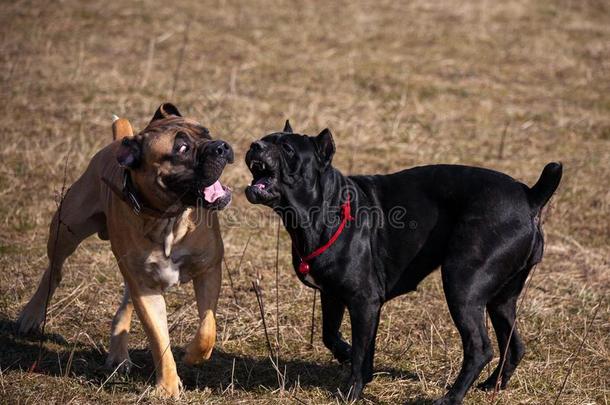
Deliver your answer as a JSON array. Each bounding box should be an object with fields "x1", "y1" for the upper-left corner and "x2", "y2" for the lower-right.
[{"x1": 203, "y1": 140, "x2": 234, "y2": 164}]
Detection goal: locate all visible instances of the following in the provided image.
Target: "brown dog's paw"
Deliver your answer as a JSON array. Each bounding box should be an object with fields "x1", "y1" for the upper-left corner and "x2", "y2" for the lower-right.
[
  {"x1": 105, "y1": 354, "x2": 132, "y2": 375},
  {"x1": 183, "y1": 314, "x2": 215, "y2": 366},
  {"x1": 152, "y1": 377, "x2": 182, "y2": 399},
  {"x1": 182, "y1": 342, "x2": 213, "y2": 366}
]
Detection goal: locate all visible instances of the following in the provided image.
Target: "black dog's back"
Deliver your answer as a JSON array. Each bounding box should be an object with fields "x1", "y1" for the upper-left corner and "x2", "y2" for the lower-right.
[
  {"x1": 378, "y1": 163, "x2": 561, "y2": 214},
  {"x1": 353, "y1": 163, "x2": 562, "y2": 299}
]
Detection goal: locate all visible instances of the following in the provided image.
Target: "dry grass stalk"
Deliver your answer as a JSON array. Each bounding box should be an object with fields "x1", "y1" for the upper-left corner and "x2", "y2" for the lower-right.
[
  {"x1": 252, "y1": 279, "x2": 275, "y2": 359},
  {"x1": 309, "y1": 289, "x2": 317, "y2": 347},
  {"x1": 275, "y1": 218, "x2": 281, "y2": 354}
]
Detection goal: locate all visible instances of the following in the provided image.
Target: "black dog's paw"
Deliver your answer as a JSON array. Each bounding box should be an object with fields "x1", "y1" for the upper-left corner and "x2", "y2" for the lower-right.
[
  {"x1": 339, "y1": 376, "x2": 363, "y2": 403},
  {"x1": 332, "y1": 340, "x2": 352, "y2": 364},
  {"x1": 16, "y1": 308, "x2": 45, "y2": 337},
  {"x1": 431, "y1": 396, "x2": 461, "y2": 405},
  {"x1": 477, "y1": 377, "x2": 504, "y2": 392}
]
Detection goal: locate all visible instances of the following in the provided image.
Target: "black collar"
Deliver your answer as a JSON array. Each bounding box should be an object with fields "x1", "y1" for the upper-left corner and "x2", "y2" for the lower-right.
[{"x1": 102, "y1": 170, "x2": 184, "y2": 219}]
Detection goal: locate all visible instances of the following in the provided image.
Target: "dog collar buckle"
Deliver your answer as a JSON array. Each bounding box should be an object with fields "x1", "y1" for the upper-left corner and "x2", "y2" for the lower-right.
[
  {"x1": 127, "y1": 191, "x2": 142, "y2": 215},
  {"x1": 122, "y1": 170, "x2": 142, "y2": 215}
]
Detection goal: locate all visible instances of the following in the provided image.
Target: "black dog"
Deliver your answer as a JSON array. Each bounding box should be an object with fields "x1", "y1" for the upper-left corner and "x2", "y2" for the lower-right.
[{"x1": 245, "y1": 121, "x2": 562, "y2": 404}]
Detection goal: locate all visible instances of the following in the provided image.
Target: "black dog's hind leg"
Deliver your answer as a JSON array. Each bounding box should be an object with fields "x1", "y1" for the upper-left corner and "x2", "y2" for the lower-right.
[
  {"x1": 436, "y1": 268, "x2": 494, "y2": 405},
  {"x1": 321, "y1": 292, "x2": 351, "y2": 363},
  {"x1": 478, "y1": 268, "x2": 530, "y2": 391},
  {"x1": 345, "y1": 299, "x2": 381, "y2": 401}
]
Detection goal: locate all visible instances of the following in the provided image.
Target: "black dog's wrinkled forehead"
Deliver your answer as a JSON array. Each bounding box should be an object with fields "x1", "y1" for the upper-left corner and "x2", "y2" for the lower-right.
[{"x1": 261, "y1": 132, "x2": 315, "y2": 149}]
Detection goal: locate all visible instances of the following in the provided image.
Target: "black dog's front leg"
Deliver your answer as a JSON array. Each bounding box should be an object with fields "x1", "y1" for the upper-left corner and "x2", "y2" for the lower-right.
[
  {"x1": 344, "y1": 299, "x2": 381, "y2": 401},
  {"x1": 321, "y1": 292, "x2": 351, "y2": 363}
]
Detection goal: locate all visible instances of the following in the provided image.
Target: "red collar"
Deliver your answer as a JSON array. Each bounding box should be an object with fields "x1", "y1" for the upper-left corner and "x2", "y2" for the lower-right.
[{"x1": 297, "y1": 198, "x2": 353, "y2": 275}]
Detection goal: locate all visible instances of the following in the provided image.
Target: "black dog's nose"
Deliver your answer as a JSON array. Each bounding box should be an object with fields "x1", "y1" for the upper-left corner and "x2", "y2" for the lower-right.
[
  {"x1": 250, "y1": 141, "x2": 265, "y2": 151},
  {"x1": 208, "y1": 140, "x2": 234, "y2": 163}
]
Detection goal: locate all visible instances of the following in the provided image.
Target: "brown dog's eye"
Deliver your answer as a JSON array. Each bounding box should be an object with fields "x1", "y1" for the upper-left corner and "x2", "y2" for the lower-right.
[{"x1": 173, "y1": 131, "x2": 191, "y2": 155}]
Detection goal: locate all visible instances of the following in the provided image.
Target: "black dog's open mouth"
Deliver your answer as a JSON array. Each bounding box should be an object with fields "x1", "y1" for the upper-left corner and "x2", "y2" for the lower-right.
[
  {"x1": 250, "y1": 160, "x2": 274, "y2": 190},
  {"x1": 245, "y1": 158, "x2": 279, "y2": 204}
]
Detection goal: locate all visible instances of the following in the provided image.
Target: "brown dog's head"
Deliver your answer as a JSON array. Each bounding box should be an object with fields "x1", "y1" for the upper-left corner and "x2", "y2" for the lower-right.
[{"x1": 116, "y1": 103, "x2": 233, "y2": 211}]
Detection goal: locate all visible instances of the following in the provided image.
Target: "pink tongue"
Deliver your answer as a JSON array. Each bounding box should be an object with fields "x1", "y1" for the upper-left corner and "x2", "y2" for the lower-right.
[{"x1": 203, "y1": 180, "x2": 225, "y2": 203}]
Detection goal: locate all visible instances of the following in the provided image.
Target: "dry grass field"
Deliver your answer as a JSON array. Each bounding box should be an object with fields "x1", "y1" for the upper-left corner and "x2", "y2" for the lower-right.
[{"x1": 1, "y1": 0, "x2": 609, "y2": 403}]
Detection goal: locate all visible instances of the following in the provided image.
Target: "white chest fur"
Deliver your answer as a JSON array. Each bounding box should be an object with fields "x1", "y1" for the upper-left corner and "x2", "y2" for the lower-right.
[
  {"x1": 144, "y1": 250, "x2": 188, "y2": 291},
  {"x1": 139, "y1": 209, "x2": 199, "y2": 290}
]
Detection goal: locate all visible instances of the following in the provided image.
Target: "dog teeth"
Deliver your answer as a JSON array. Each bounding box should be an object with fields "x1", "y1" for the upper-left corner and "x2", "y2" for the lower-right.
[{"x1": 249, "y1": 160, "x2": 267, "y2": 172}]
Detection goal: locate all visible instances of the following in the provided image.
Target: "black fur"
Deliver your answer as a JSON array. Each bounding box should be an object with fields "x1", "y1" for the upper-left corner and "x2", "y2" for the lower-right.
[{"x1": 245, "y1": 126, "x2": 562, "y2": 404}]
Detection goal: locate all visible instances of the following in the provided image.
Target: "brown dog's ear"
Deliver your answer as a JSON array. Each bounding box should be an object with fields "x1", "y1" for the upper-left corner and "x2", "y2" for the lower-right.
[
  {"x1": 116, "y1": 136, "x2": 143, "y2": 169},
  {"x1": 112, "y1": 115, "x2": 134, "y2": 141},
  {"x1": 150, "y1": 102, "x2": 182, "y2": 123},
  {"x1": 283, "y1": 120, "x2": 293, "y2": 133},
  {"x1": 314, "y1": 128, "x2": 335, "y2": 168}
]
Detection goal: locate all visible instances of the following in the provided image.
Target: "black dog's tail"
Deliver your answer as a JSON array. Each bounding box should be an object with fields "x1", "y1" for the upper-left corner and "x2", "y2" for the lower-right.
[{"x1": 527, "y1": 162, "x2": 563, "y2": 209}]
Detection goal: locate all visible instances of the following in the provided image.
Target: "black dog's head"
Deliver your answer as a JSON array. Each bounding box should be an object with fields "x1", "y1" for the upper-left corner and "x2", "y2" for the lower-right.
[
  {"x1": 117, "y1": 103, "x2": 234, "y2": 211},
  {"x1": 245, "y1": 121, "x2": 335, "y2": 207}
]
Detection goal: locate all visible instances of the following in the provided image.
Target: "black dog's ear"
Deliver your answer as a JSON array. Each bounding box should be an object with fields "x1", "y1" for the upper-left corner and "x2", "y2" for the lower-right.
[
  {"x1": 150, "y1": 103, "x2": 182, "y2": 123},
  {"x1": 283, "y1": 120, "x2": 293, "y2": 133},
  {"x1": 116, "y1": 136, "x2": 143, "y2": 169},
  {"x1": 314, "y1": 128, "x2": 335, "y2": 168}
]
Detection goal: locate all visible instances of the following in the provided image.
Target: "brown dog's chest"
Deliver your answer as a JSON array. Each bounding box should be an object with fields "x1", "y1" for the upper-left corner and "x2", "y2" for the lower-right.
[
  {"x1": 143, "y1": 247, "x2": 209, "y2": 290},
  {"x1": 108, "y1": 204, "x2": 223, "y2": 291}
]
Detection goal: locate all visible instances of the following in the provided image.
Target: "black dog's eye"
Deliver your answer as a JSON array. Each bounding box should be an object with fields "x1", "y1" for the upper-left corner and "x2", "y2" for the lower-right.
[
  {"x1": 281, "y1": 142, "x2": 295, "y2": 157},
  {"x1": 177, "y1": 144, "x2": 189, "y2": 154}
]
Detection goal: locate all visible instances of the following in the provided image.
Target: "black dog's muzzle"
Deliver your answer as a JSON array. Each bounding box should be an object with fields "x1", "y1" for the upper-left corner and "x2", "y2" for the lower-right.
[{"x1": 245, "y1": 141, "x2": 281, "y2": 205}]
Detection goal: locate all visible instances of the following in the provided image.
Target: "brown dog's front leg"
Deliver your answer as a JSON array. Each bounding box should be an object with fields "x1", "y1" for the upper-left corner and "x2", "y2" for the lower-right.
[
  {"x1": 106, "y1": 288, "x2": 134, "y2": 373},
  {"x1": 128, "y1": 282, "x2": 181, "y2": 398},
  {"x1": 183, "y1": 264, "x2": 220, "y2": 366}
]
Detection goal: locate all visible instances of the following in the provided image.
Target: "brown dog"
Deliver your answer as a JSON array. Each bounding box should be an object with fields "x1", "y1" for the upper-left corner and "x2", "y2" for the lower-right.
[{"x1": 17, "y1": 103, "x2": 233, "y2": 398}]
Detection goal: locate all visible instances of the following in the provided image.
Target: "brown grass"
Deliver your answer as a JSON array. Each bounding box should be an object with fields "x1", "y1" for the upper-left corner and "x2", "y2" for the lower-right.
[{"x1": 0, "y1": 0, "x2": 608, "y2": 404}]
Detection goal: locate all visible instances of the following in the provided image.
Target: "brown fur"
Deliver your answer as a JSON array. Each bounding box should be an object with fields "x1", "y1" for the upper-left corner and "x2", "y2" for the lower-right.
[
  {"x1": 17, "y1": 106, "x2": 225, "y2": 399},
  {"x1": 112, "y1": 117, "x2": 133, "y2": 140}
]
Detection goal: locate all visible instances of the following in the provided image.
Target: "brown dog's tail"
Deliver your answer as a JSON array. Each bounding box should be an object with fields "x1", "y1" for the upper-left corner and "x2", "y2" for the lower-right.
[
  {"x1": 527, "y1": 162, "x2": 563, "y2": 209},
  {"x1": 112, "y1": 115, "x2": 134, "y2": 141}
]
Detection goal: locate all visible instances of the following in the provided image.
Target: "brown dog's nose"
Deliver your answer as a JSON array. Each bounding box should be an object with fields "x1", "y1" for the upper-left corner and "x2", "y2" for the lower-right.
[{"x1": 207, "y1": 140, "x2": 234, "y2": 163}]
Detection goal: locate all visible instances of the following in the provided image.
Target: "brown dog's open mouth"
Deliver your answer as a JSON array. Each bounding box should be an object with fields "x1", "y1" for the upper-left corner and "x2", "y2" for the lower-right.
[
  {"x1": 202, "y1": 180, "x2": 228, "y2": 203},
  {"x1": 198, "y1": 179, "x2": 232, "y2": 210}
]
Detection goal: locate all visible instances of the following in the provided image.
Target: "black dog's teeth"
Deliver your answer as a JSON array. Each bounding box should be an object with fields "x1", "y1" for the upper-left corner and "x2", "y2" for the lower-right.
[
  {"x1": 249, "y1": 160, "x2": 273, "y2": 183},
  {"x1": 249, "y1": 160, "x2": 266, "y2": 172}
]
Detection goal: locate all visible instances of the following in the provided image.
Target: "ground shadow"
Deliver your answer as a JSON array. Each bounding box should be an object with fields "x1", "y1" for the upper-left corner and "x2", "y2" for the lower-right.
[{"x1": 0, "y1": 316, "x2": 422, "y2": 400}]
